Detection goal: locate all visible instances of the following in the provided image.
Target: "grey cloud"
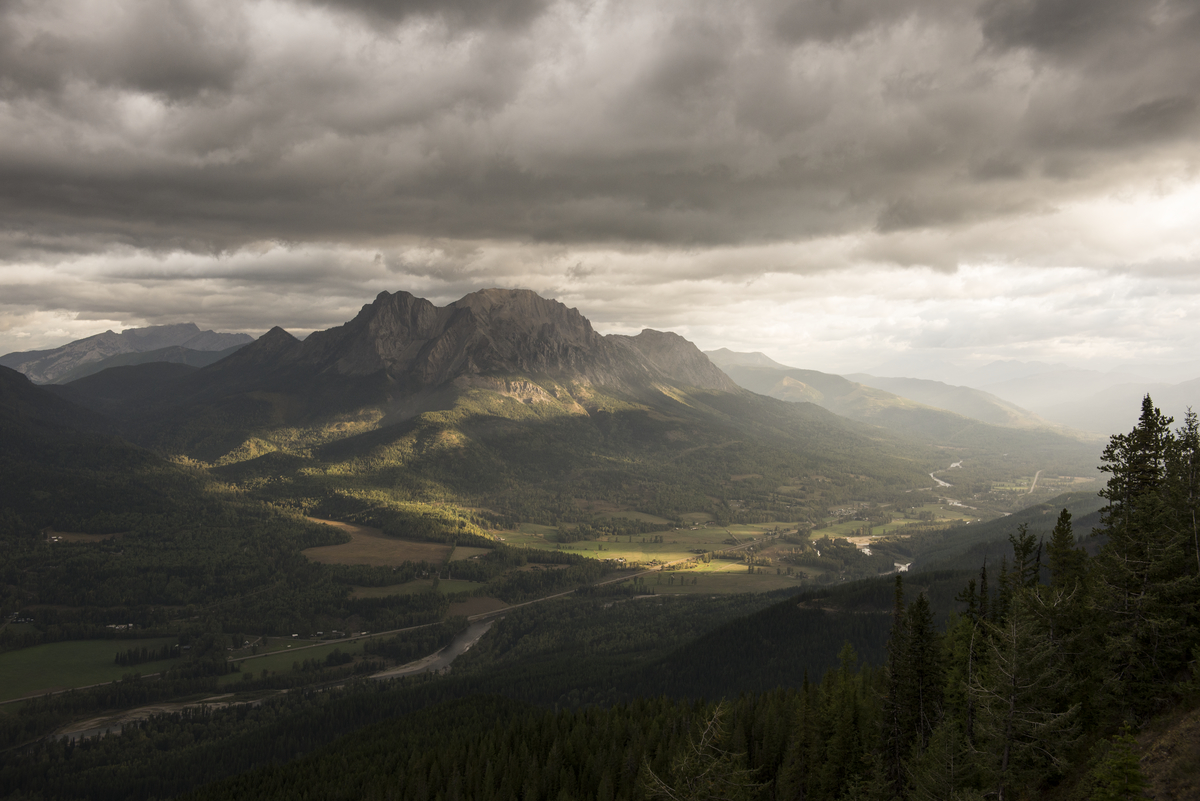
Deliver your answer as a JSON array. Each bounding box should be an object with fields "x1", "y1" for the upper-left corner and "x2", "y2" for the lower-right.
[
  {"x1": 0, "y1": 0, "x2": 248, "y2": 101},
  {"x1": 0, "y1": 0, "x2": 1197, "y2": 278},
  {"x1": 308, "y1": 0, "x2": 551, "y2": 30},
  {"x1": 979, "y1": 0, "x2": 1143, "y2": 57},
  {"x1": 764, "y1": 0, "x2": 961, "y2": 44}
]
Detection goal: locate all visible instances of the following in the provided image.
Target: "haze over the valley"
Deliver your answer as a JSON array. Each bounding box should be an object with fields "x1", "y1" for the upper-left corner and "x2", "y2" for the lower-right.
[{"x1": 1, "y1": 0, "x2": 1198, "y2": 381}]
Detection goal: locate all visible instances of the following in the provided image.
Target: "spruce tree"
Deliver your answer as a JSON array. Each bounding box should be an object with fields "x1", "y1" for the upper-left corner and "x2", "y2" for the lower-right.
[
  {"x1": 881, "y1": 575, "x2": 909, "y2": 799},
  {"x1": 972, "y1": 589, "x2": 1079, "y2": 801},
  {"x1": 1046, "y1": 509, "x2": 1086, "y2": 593},
  {"x1": 1093, "y1": 395, "x2": 1199, "y2": 714}
]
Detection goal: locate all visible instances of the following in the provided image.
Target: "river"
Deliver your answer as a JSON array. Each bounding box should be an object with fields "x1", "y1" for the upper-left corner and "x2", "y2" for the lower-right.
[{"x1": 55, "y1": 619, "x2": 499, "y2": 743}]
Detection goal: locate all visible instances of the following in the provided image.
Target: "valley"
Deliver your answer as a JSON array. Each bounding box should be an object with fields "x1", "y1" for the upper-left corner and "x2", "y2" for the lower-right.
[{"x1": 0, "y1": 289, "x2": 1192, "y2": 801}]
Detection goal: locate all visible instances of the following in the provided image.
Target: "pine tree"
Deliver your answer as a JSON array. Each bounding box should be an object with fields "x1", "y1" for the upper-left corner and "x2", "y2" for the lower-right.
[
  {"x1": 880, "y1": 575, "x2": 909, "y2": 799},
  {"x1": 971, "y1": 589, "x2": 1079, "y2": 801},
  {"x1": 640, "y1": 703, "x2": 762, "y2": 801},
  {"x1": 1169, "y1": 409, "x2": 1200, "y2": 577},
  {"x1": 1093, "y1": 395, "x2": 1200, "y2": 714},
  {"x1": 1046, "y1": 509, "x2": 1086, "y2": 592},
  {"x1": 1089, "y1": 725, "x2": 1149, "y2": 801},
  {"x1": 903, "y1": 593, "x2": 944, "y2": 760}
]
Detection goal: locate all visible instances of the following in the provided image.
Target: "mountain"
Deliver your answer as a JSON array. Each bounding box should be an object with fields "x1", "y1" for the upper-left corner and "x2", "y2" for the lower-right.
[
  {"x1": 707, "y1": 350, "x2": 1058, "y2": 433},
  {"x1": 0, "y1": 365, "x2": 185, "y2": 534},
  {"x1": 703, "y1": 348, "x2": 793, "y2": 370},
  {"x1": 708, "y1": 351, "x2": 1077, "y2": 437},
  {"x1": 49, "y1": 343, "x2": 247, "y2": 385},
  {"x1": 704, "y1": 353, "x2": 1101, "y2": 517},
  {"x1": 0, "y1": 323, "x2": 254, "y2": 384},
  {"x1": 49, "y1": 289, "x2": 942, "y2": 526},
  {"x1": 855, "y1": 357, "x2": 1079, "y2": 388},
  {"x1": 843, "y1": 374, "x2": 1057, "y2": 431}
]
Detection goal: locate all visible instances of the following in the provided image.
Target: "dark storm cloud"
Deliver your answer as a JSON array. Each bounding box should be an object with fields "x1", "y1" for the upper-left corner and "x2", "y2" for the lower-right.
[
  {"x1": 0, "y1": 0, "x2": 1196, "y2": 260},
  {"x1": 308, "y1": 0, "x2": 552, "y2": 30},
  {"x1": 0, "y1": 0, "x2": 247, "y2": 100}
]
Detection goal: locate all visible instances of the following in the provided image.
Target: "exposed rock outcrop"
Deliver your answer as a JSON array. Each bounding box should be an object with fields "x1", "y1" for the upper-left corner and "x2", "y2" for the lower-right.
[{"x1": 225, "y1": 288, "x2": 736, "y2": 395}]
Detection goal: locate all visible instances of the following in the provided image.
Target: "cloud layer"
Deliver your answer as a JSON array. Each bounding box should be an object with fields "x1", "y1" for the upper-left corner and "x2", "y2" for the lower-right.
[{"x1": 2, "y1": 0, "x2": 1198, "y2": 375}]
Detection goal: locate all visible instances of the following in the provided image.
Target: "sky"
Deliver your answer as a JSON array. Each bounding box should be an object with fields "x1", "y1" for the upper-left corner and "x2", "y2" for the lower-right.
[{"x1": 1, "y1": 0, "x2": 1199, "y2": 378}]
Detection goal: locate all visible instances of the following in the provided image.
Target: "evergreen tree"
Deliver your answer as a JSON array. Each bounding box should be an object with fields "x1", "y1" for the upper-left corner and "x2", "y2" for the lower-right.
[
  {"x1": 641, "y1": 703, "x2": 762, "y2": 801},
  {"x1": 880, "y1": 575, "x2": 908, "y2": 799},
  {"x1": 1093, "y1": 396, "x2": 1200, "y2": 715},
  {"x1": 1088, "y1": 726, "x2": 1149, "y2": 801},
  {"x1": 1046, "y1": 509, "x2": 1086, "y2": 592},
  {"x1": 972, "y1": 589, "x2": 1079, "y2": 801},
  {"x1": 903, "y1": 593, "x2": 944, "y2": 760}
]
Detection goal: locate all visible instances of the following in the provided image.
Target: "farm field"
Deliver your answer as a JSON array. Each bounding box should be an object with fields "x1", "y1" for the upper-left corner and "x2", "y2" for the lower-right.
[
  {"x1": 226, "y1": 639, "x2": 369, "y2": 681},
  {"x1": 448, "y1": 596, "x2": 510, "y2": 617},
  {"x1": 0, "y1": 638, "x2": 182, "y2": 702},
  {"x1": 303, "y1": 517, "x2": 453, "y2": 566},
  {"x1": 813, "y1": 505, "x2": 978, "y2": 540},
  {"x1": 501, "y1": 518, "x2": 808, "y2": 567},
  {"x1": 448, "y1": 546, "x2": 491, "y2": 562}
]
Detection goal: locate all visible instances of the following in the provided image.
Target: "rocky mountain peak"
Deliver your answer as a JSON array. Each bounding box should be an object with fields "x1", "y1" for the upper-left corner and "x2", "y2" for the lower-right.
[
  {"x1": 616, "y1": 329, "x2": 740, "y2": 393},
  {"x1": 106, "y1": 289, "x2": 739, "y2": 406}
]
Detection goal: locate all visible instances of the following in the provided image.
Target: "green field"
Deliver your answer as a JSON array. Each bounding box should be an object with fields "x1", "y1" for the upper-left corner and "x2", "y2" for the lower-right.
[
  {"x1": 0, "y1": 638, "x2": 182, "y2": 702},
  {"x1": 226, "y1": 639, "x2": 370, "y2": 682},
  {"x1": 448, "y1": 546, "x2": 491, "y2": 562},
  {"x1": 502, "y1": 519, "x2": 805, "y2": 567}
]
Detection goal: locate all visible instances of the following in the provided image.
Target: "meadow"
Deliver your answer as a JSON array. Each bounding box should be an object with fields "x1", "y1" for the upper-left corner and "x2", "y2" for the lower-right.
[
  {"x1": 302, "y1": 517, "x2": 453, "y2": 566},
  {"x1": 0, "y1": 638, "x2": 182, "y2": 702},
  {"x1": 224, "y1": 639, "x2": 370, "y2": 681}
]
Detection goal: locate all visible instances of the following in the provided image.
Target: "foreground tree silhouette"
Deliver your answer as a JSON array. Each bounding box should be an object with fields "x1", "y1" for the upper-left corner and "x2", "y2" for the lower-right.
[{"x1": 641, "y1": 703, "x2": 763, "y2": 801}]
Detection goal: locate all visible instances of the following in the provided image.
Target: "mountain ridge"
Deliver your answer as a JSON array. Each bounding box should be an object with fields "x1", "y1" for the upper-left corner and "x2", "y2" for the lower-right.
[{"x1": 0, "y1": 323, "x2": 254, "y2": 384}]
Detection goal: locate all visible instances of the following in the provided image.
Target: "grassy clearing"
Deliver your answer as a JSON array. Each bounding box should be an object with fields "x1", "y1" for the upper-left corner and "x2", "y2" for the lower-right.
[
  {"x1": 439, "y1": 579, "x2": 484, "y2": 594},
  {"x1": 227, "y1": 639, "x2": 369, "y2": 680},
  {"x1": 603, "y1": 510, "x2": 673, "y2": 524},
  {"x1": 448, "y1": 596, "x2": 510, "y2": 617},
  {"x1": 0, "y1": 638, "x2": 182, "y2": 702},
  {"x1": 303, "y1": 517, "x2": 452, "y2": 567},
  {"x1": 504, "y1": 520, "x2": 808, "y2": 568},
  {"x1": 448, "y1": 546, "x2": 491, "y2": 562}
]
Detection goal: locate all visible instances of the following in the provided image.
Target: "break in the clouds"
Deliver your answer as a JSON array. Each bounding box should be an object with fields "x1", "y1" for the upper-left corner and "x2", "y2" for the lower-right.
[{"x1": 1, "y1": 0, "x2": 1199, "y2": 376}]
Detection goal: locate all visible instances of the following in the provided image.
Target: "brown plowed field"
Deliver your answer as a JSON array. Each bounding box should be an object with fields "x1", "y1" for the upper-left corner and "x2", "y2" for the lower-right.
[{"x1": 303, "y1": 518, "x2": 453, "y2": 566}]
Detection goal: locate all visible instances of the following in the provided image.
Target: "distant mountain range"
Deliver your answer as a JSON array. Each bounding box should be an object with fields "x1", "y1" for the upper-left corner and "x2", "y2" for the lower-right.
[
  {"x1": 0, "y1": 323, "x2": 253, "y2": 384},
  {"x1": 3, "y1": 287, "x2": 1110, "y2": 556},
  {"x1": 42, "y1": 289, "x2": 952, "y2": 527},
  {"x1": 855, "y1": 356, "x2": 1200, "y2": 435},
  {"x1": 706, "y1": 350, "x2": 1068, "y2": 435}
]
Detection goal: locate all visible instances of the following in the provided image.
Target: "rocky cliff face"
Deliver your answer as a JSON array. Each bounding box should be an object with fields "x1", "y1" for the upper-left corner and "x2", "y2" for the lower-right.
[
  {"x1": 237, "y1": 288, "x2": 735, "y2": 394},
  {"x1": 616, "y1": 329, "x2": 741, "y2": 393}
]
